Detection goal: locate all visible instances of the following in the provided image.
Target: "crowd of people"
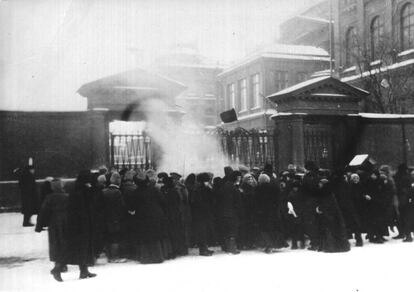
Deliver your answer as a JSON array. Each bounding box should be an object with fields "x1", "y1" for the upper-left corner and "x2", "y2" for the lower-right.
[{"x1": 16, "y1": 161, "x2": 414, "y2": 282}]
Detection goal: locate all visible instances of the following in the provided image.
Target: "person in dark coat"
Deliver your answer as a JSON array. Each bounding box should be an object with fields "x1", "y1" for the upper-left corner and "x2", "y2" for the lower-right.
[
  {"x1": 135, "y1": 173, "x2": 168, "y2": 264},
  {"x1": 65, "y1": 170, "x2": 97, "y2": 279},
  {"x1": 35, "y1": 178, "x2": 69, "y2": 282},
  {"x1": 286, "y1": 179, "x2": 306, "y2": 249},
  {"x1": 171, "y1": 172, "x2": 191, "y2": 254},
  {"x1": 364, "y1": 170, "x2": 387, "y2": 243},
  {"x1": 239, "y1": 173, "x2": 257, "y2": 250},
  {"x1": 121, "y1": 170, "x2": 139, "y2": 259},
  {"x1": 102, "y1": 172, "x2": 126, "y2": 262},
  {"x1": 254, "y1": 174, "x2": 281, "y2": 253},
  {"x1": 191, "y1": 172, "x2": 215, "y2": 256},
  {"x1": 334, "y1": 173, "x2": 363, "y2": 246},
  {"x1": 39, "y1": 177, "x2": 54, "y2": 207},
  {"x1": 302, "y1": 161, "x2": 321, "y2": 250},
  {"x1": 162, "y1": 177, "x2": 188, "y2": 257},
  {"x1": 92, "y1": 174, "x2": 106, "y2": 259},
  {"x1": 394, "y1": 164, "x2": 411, "y2": 239},
  {"x1": 216, "y1": 170, "x2": 242, "y2": 254},
  {"x1": 402, "y1": 170, "x2": 414, "y2": 242},
  {"x1": 18, "y1": 165, "x2": 39, "y2": 226},
  {"x1": 315, "y1": 178, "x2": 350, "y2": 253}
]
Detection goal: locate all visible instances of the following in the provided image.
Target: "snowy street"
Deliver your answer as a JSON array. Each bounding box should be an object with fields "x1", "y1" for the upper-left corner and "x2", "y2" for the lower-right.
[{"x1": 0, "y1": 212, "x2": 413, "y2": 292}]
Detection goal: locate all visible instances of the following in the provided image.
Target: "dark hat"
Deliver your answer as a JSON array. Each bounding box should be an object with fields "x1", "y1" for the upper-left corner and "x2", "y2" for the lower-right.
[
  {"x1": 170, "y1": 172, "x2": 182, "y2": 180},
  {"x1": 157, "y1": 172, "x2": 169, "y2": 180},
  {"x1": 224, "y1": 166, "x2": 234, "y2": 177},
  {"x1": 197, "y1": 172, "x2": 210, "y2": 183}
]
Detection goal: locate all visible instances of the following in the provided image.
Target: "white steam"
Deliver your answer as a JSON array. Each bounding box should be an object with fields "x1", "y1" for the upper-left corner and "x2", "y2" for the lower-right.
[{"x1": 142, "y1": 98, "x2": 227, "y2": 177}]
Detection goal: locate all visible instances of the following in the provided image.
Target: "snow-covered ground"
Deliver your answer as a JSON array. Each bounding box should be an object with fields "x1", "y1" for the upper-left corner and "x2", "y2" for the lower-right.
[{"x1": 1, "y1": 212, "x2": 414, "y2": 292}]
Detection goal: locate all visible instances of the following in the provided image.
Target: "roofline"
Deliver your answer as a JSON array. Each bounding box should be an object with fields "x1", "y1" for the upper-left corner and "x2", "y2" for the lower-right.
[{"x1": 218, "y1": 53, "x2": 330, "y2": 78}]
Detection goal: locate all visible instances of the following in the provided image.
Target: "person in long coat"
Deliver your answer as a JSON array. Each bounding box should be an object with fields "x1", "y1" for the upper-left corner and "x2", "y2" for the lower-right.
[
  {"x1": 65, "y1": 170, "x2": 97, "y2": 279},
  {"x1": 286, "y1": 179, "x2": 306, "y2": 249},
  {"x1": 18, "y1": 165, "x2": 39, "y2": 226},
  {"x1": 254, "y1": 174, "x2": 281, "y2": 253},
  {"x1": 121, "y1": 170, "x2": 139, "y2": 259},
  {"x1": 402, "y1": 170, "x2": 414, "y2": 241},
  {"x1": 35, "y1": 178, "x2": 69, "y2": 282},
  {"x1": 239, "y1": 173, "x2": 257, "y2": 250},
  {"x1": 102, "y1": 172, "x2": 126, "y2": 262},
  {"x1": 162, "y1": 177, "x2": 187, "y2": 257},
  {"x1": 191, "y1": 172, "x2": 215, "y2": 256},
  {"x1": 394, "y1": 164, "x2": 411, "y2": 239},
  {"x1": 135, "y1": 174, "x2": 168, "y2": 264},
  {"x1": 216, "y1": 171, "x2": 242, "y2": 254},
  {"x1": 334, "y1": 173, "x2": 363, "y2": 246},
  {"x1": 315, "y1": 178, "x2": 350, "y2": 253},
  {"x1": 302, "y1": 161, "x2": 321, "y2": 250}
]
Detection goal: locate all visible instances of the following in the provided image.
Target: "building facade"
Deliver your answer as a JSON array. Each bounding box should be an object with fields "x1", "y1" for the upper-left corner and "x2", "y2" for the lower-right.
[
  {"x1": 216, "y1": 44, "x2": 330, "y2": 131},
  {"x1": 279, "y1": 0, "x2": 331, "y2": 53}
]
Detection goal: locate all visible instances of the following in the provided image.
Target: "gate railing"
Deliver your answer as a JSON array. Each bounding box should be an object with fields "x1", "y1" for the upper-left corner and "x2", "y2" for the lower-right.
[
  {"x1": 215, "y1": 127, "x2": 276, "y2": 168},
  {"x1": 110, "y1": 133, "x2": 152, "y2": 170}
]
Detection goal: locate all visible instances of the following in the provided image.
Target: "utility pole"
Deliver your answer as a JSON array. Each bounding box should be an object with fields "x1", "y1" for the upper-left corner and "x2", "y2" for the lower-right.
[{"x1": 329, "y1": 0, "x2": 333, "y2": 76}]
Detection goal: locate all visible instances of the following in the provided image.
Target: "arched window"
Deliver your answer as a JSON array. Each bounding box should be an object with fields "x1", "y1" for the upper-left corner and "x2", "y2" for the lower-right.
[
  {"x1": 401, "y1": 3, "x2": 414, "y2": 50},
  {"x1": 370, "y1": 16, "x2": 383, "y2": 60},
  {"x1": 345, "y1": 27, "x2": 357, "y2": 66}
]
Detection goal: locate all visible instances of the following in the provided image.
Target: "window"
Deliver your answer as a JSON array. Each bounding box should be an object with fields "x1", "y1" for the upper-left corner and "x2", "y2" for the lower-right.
[
  {"x1": 370, "y1": 16, "x2": 384, "y2": 60},
  {"x1": 296, "y1": 72, "x2": 307, "y2": 83},
  {"x1": 345, "y1": 27, "x2": 358, "y2": 66},
  {"x1": 238, "y1": 79, "x2": 247, "y2": 112},
  {"x1": 227, "y1": 83, "x2": 235, "y2": 109},
  {"x1": 251, "y1": 73, "x2": 260, "y2": 108},
  {"x1": 401, "y1": 3, "x2": 414, "y2": 51},
  {"x1": 274, "y1": 71, "x2": 289, "y2": 91}
]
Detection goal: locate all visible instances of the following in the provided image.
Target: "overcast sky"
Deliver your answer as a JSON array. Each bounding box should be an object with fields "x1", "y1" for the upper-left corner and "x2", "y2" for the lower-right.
[{"x1": 0, "y1": 0, "x2": 319, "y2": 111}]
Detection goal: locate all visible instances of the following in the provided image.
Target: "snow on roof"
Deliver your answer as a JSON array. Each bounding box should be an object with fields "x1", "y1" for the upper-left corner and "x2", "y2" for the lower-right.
[
  {"x1": 268, "y1": 76, "x2": 330, "y2": 97},
  {"x1": 358, "y1": 113, "x2": 414, "y2": 119},
  {"x1": 291, "y1": 15, "x2": 331, "y2": 24},
  {"x1": 341, "y1": 58, "x2": 414, "y2": 82},
  {"x1": 218, "y1": 44, "x2": 329, "y2": 77},
  {"x1": 262, "y1": 44, "x2": 329, "y2": 57},
  {"x1": 349, "y1": 154, "x2": 369, "y2": 166}
]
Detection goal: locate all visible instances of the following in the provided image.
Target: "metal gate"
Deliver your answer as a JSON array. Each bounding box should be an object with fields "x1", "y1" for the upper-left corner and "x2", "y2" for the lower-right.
[
  {"x1": 219, "y1": 128, "x2": 276, "y2": 168},
  {"x1": 109, "y1": 133, "x2": 153, "y2": 170},
  {"x1": 304, "y1": 125, "x2": 332, "y2": 169}
]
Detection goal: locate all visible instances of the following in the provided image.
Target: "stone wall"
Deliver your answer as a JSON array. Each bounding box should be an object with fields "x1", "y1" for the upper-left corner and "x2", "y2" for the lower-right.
[{"x1": 0, "y1": 110, "x2": 109, "y2": 181}]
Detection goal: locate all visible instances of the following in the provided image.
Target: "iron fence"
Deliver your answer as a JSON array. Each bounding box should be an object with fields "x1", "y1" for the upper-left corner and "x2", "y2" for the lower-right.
[{"x1": 109, "y1": 133, "x2": 153, "y2": 170}]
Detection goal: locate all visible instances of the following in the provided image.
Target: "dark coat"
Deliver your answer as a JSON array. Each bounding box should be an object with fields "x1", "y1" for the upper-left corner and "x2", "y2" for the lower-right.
[
  {"x1": 254, "y1": 183, "x2": 280, "y2": 232},
  {"x1": 102, "y1": 185, "x2": 125, "y2": 243},
  {"x1": 121, "y1": 181, "x2": 139, "y2": 243},
  {"x1": 302, "y1": 171, "x2": 320, "y2": 243},
  {"x1": 335, "y1": 179, "x2": 361, "y2": 234},
  {"x1": 316, "y1": 183, "x2": 350, "y2": 253},
  {"x1": 135, "y1": 185, "x2": 167, "y2": 244},
  {"x1": 163, "y1": 185, "x2": 187, "y2": 255},
  {"x1": 191, "y1": 184, "x2": 214, "y2": 245},
  {"x1": 35, "y1": 191, "x2": 69, "y2": 263},
  {"x1": 350, "y1": 182, "x2": 367, "y2": 232},
  {"x1": 216, "y1": 181, "x2": 242, "y2": 237},
  {"x1": 65, "y1": 184, "x2": 96, "y2": 266},
  {"x1": 18, "y1": 169, "x2": 39, "y2": 215}
]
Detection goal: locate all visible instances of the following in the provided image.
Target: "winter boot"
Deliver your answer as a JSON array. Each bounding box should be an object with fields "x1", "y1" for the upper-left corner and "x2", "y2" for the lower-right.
[
  {"x1": 403, "y1": 233, "x2": 413, "y2": 242},
  {"x1": 79, "y1": 265, "x2": 97, "y2": 279},
  {"x1": 199, "y1": 246, "x2": 214, "y2": 256},
  {"x1": 50, "y1": 264, "x2": 63, "y2": 282},
  {"x1": 355, "y1": 233, "x2": 363, "y2": 247},
  {"x1": 226, "y1": 237, "x2": 240, "y2": 254},
  {"x1": 291, "y1": 240, "x2": 298, "y2": 250}
]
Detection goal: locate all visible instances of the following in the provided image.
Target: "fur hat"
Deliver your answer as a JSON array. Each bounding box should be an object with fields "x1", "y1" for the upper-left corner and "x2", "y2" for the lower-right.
[
  {"x1": 110, "y1": 172, "x2": 121, "y2": 185},
  {"x1": 197, "y1": 172, "x2": 211, "y2": 183},
  {"x1": 258, "y1": 174, "x2": 270, "y2": 184}
]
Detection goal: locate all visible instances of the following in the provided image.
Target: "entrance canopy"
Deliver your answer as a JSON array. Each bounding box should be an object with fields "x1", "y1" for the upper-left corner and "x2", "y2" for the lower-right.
[{"x1": 267, "y1": 76, "x2": 369, "y2": 115}]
